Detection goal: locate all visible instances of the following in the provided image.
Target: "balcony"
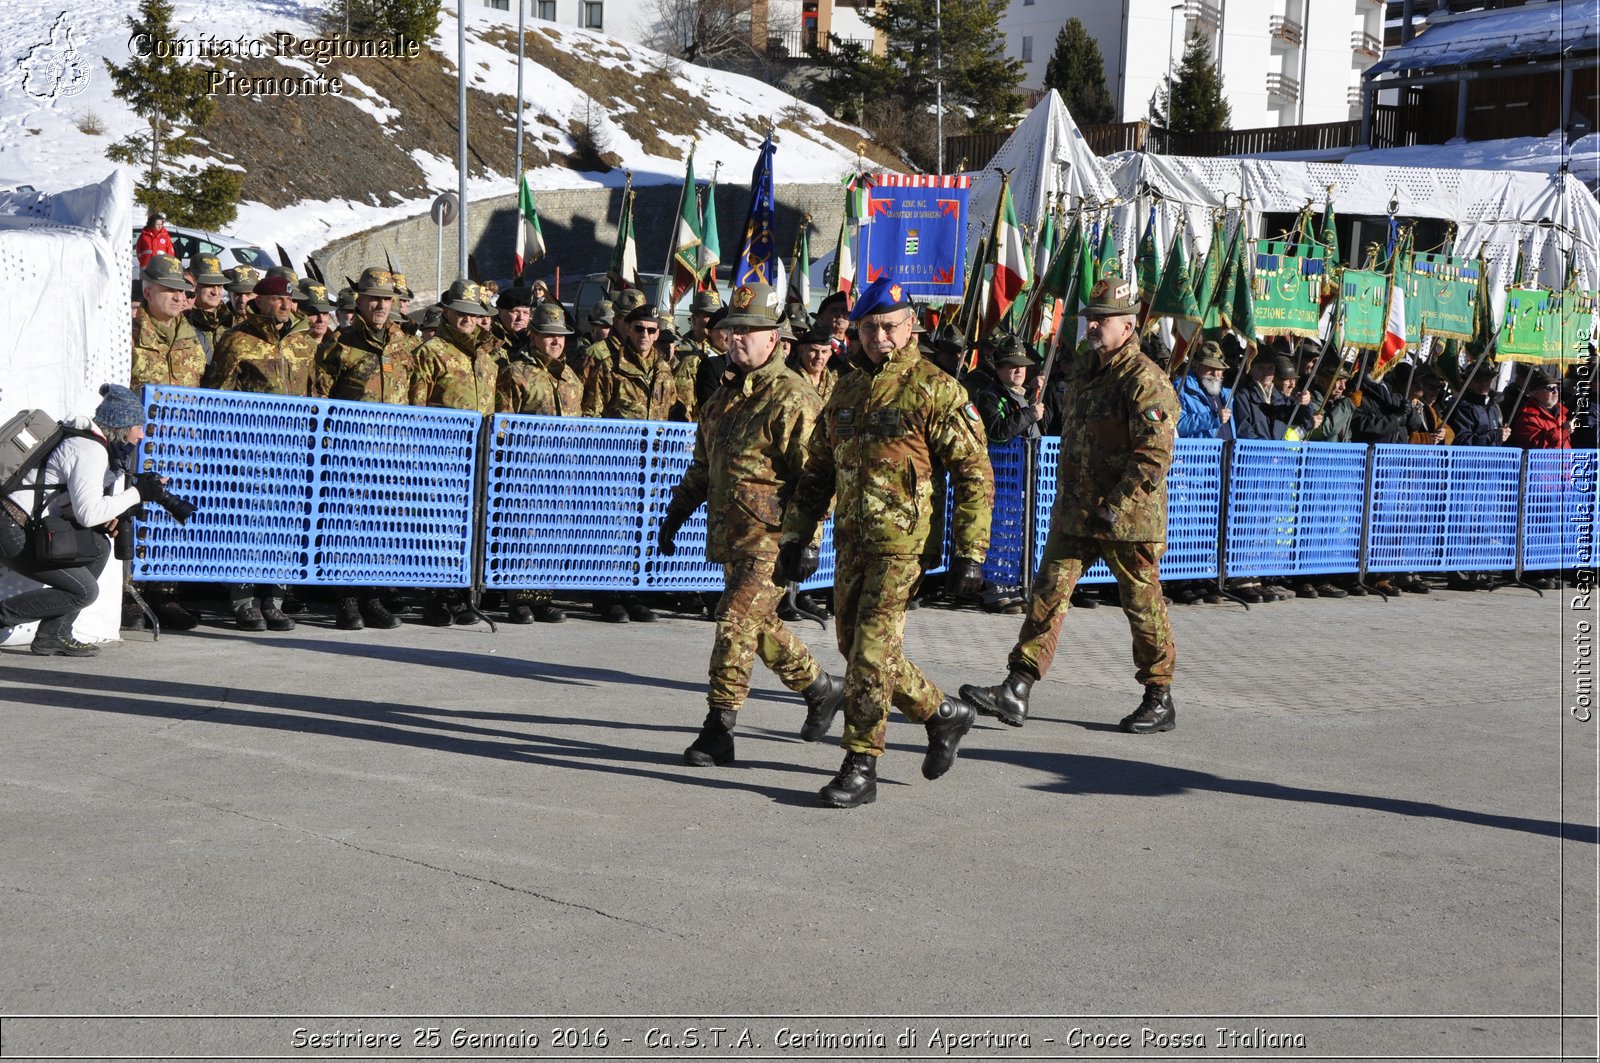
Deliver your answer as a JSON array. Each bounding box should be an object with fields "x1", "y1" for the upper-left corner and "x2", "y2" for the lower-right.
[
  {"x1": 1185, "y1": 0, "x2": 1221, "y2": 33},
  {"x1": 1269, "y1": 14, "x2": 1303, "y2": 46},
  {"x1": 1266, "y1": 71, "x2": 1301, "y2": 103},
  {"x1": 765, "y1": 29, "x2": 872, "y2": 59},
  {"x1": 1352, "y1": 30, "x2": 1383, "y2": 59}
]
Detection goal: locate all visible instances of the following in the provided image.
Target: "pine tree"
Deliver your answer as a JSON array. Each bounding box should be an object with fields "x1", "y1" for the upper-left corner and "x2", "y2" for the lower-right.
[
  {"x1": 1042, "y1": 19, "x2": 1115, "y2": 125},
  {"x1": 103, "y1": 0, "x2": 215, "y2": 197},
  {"x1": 819, "y1": 0, "x2": 1024, "y2": 169},
  {"x1": 1162, "y1": 31, "x2": 1231, "y2": 134}
]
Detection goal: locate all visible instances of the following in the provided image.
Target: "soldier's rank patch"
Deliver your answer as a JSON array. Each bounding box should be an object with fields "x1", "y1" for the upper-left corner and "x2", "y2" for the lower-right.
[
  {"x1": 963, "y1": 402, "x2": 981, "y2": 422},
  {"x1": 1142, "y1": 406, "x2": 1167, "y2": 422}
]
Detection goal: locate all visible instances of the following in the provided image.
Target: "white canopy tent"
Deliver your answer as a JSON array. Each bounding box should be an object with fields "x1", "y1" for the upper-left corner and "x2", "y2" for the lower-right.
[{"x1": 0, "y1": 170, "x2": 133, "y2": 645}]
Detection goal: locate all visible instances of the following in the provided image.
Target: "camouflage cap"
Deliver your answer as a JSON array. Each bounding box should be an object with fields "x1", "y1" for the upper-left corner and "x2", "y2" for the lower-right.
[
  {"x1": 440, "y1": 279, "x2": 493, "y2": 315},
  {"x1": 690, "y1": 288, "x2": 723, "y2": 315},
  {"x1": 1080, "y1": 274, "x2": 1139, "y2": 318},
  {"x1": 301, "y1": 282, "x2": 335, "y2": 314},
  {"x1": 224, "y1": 266, "x2": 262, "y2": 294},
  {"x1": 529, "y1": 302, "x2": 573, "y2": 335},
  {"x1": 188, "y1": 254, "x2": 228, "y2": 287},
  {"x1": 721, "y1": 282, "x2": 783, "y2": 329},
  {"x1": 615, "y1": 288, "x2": 648, "y2": 314},
  {"x1": 588, "y1": 299, "x2": 615, "y2": 326},
  {"x1": 335, "y1": 286, "x2": 358, "y2": 311},
  {"x1": 140, "y1": 254, "x2": 193, "y2": 293},
  {"x1": 354, "y1": 267, "x2": 399, "y2": 297}
]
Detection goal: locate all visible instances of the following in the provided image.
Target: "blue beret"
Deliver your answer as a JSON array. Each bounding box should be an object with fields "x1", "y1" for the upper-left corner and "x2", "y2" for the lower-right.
[{"x1": 848, "y1": 276, "x2": 912, "y2": 321}]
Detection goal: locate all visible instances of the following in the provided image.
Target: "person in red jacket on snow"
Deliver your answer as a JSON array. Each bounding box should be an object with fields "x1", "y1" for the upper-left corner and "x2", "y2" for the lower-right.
[
  {"x1": 1509, "y1": 368, "x2": 1572, "y2": 449},
  {"x1": 135, "y1": 211, "x2": 175, "y2": 268}
]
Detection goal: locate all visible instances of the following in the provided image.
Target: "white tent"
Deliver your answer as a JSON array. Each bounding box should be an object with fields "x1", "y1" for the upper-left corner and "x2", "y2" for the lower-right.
[
  {"x1": 964, "y1": 90, "x2": 1117, "y2": 251},
  {"x1": 0, "y1": 170, "x2": 133, "y2": 646}
]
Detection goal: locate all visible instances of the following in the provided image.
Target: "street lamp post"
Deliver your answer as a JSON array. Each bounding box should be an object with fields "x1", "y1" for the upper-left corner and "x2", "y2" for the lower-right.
[{"x1": 935, "y1": 0, "x2": 943, "y2": 176}]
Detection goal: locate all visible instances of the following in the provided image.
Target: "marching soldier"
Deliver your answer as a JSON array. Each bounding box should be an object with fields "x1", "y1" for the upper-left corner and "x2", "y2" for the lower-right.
[
  {"x1": 962, "y1": 276, "x2": 1181, "y2": 735},
  {"x1": 778, "y1": 276, "x2": 993, "y2": 808},
  {"x1": 656, "y1": 282, "x2": 845, "y2": 765}
]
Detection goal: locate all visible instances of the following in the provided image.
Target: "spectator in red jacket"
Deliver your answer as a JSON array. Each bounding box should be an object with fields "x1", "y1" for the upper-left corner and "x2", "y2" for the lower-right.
[
  {"x1": 1509, "y1": 369, "x2": 1571, "y2": 449},
  {"x1": 135, "y1": 212, "x2": 174, "y2": 268}
]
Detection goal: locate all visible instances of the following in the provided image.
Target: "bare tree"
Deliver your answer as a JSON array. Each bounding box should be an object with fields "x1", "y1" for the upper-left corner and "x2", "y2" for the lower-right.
[{"x1": 648, "y1": 0, "x2": 760, "y2": 65}]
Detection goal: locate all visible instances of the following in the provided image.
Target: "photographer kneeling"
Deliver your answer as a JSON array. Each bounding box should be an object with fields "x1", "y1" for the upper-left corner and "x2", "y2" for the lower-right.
[{"x1": 1, "y1": 385, "x2": 165, "y2": 656}]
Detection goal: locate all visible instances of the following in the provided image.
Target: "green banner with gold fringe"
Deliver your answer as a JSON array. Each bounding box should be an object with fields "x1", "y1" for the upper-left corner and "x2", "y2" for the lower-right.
[
  {"x1": 1409, "y1": 253, "x2": 1480, "y2": 341},
  {"x1": 1500, "y1": 287, "x2": 1553, "y2": 361},
  {"x1": 1251, "y1": 241, "x2": 1324, "y2": 337},
  {"x1": 1340, "y1": 268, "x2": 1390, "y2": 348}
]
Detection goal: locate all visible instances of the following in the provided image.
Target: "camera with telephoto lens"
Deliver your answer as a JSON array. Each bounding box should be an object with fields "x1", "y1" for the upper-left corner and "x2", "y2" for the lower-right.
[{"x1": 133, "y1": 471, "x2": 197, "y2": 525}]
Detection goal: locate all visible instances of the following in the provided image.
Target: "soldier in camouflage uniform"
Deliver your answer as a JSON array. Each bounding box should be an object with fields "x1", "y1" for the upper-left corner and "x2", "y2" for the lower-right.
[
  {"x1": 409, "y1": 279, "x2": 499, "y2": 626},
  {"x1": 184, "y1": 255, "x2": 229, "y2": 363},
  {"x1": 334, "y1": 286, "x2": 357, "y2": 329},
  {"x1": 493, "y1": 302, "x2": 583, "y2": 625},
  {"x1": 219, "y1": 266, "x2": 261, "y2": 331},
  {"x1": 299, "y1": 282, "x2": 339, "y2": 394},
  {"x1": 491, "y1": 286, "x2": 533, "y2": 364},
  {"x1": 132, "y1": 255, "x2": 207, "y2": 391},
  {"x1": 583, "y1": 302, "x2": 679, "y2": 420},
  {"x1": 962, "y1": 276, "x2": 1181, "y2": 735},
  {"x1": 579, "y1": 288, "x2": 646, "y2": 392},
  {"x1": 669, "y1": 288, "x2": 722, "y2": 423},
  {"x1": 569, "y1": 300, "x2": 613, "y2": 379},
  {"x1": 324, "y1": 268, "x2": 416, "y2": 406},
  {"x1": 787, "y1": 322, "x2": 838, "y2": 404},
  {"x1": 201, "y1": 273, "x2": 320, "y2": 632},
  {"x1": 779, "y1": 277, "x2": 994, "y2": 808},
  {"x1": 655, "y1": 282, "x2": 845, "y2": 766}
]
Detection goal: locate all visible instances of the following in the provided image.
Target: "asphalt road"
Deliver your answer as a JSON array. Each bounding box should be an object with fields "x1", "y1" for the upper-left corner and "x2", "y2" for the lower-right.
[{"x1": 0, "y1": 583, "x2": 1594, "y2": 1061}]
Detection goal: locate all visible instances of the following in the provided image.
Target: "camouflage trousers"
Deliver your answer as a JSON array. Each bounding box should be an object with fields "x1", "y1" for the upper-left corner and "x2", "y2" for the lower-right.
[
  {"x1": 834, "y1": 550, "x2": 944, "y2": 756},
  {"x1": 1010, "y1": 533, "x2": 1176, "y2": 687},
  {"x1": 708, "y1": 555, "x2": 822, "y2": 711}
]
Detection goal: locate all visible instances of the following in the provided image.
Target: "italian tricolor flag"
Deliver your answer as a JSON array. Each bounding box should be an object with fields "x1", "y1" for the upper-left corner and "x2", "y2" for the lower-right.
[
  {"x1": 514, "y1": 173, "x2": 545, "y2": 282},
  {"x1": 986, "y1": 180, "x2": 1029, "y2": 331},
  {"x1": 1375, "y1": 278, "x2": 1408, "y2": 378}
]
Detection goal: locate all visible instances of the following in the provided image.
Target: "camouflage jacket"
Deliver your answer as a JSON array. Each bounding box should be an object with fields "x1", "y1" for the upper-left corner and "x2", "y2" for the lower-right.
[
  {"x1": 784, "y1": 340, "x2": 993, "y2": 561},
  {"x1": 496, "y1": 350, "x2": 584, "y2": 417},
  {"x1": 323, "y1": 316, "x2": 416, "y2": 405},
  {"x1": 671, "y1": 350, "x2": 703, "y2": 422},
  {"x1": 1053, "y1": 333, "x2": 1179, "y2": 542},
  {"x1": 309, "y1": 330, "x2": 341, "y2": 397},
  {"x1": 409, "y1": 322, "x2": 500, "y2": 415},
  {"x1": 583, "y1": 344, "x2": 679, "y2": 421},
  {"x1": 490, "y1": 320, "x2": 529, "y2": 365},
  {"x1": 669, "y1": 353, "x2": 820, "y2": 563},
  {"x1": 184, "y1": 306, "x2": 224, "y2": 364},
  {"x1": 200, "y1": 310, "x2": 317, "y2": 396},
  {"x1": 573, "y1": 334, "x2": 619, "y2": 385},
  {"x1": 217, "y1": 303, "x2": 246, "y2": 332},
  {"x1": 131, "y1": 312, "x2": 207, "y2": 390},
  {"x1": 792, "y1": 366, "x2": 838, "y2": 406},
  {"x1": 476, "y1": 326, "x2": 509, "y2": 369}
]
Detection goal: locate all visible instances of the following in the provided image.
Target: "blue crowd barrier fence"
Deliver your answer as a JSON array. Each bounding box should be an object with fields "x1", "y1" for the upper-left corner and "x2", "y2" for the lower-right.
[
  {"x1": 134, "y1": 387, "x2": 479, "y2": 587},
  {"x1": 125, "y1": 386, "x2": 1589, "y2": 593},
  {"x1": 482, "y1": 415, "x2": 835, "y2": 593},
  {"x1": 1522, "y1": 449, "x2": 1599, "y2": 572},
  {"x1": 1226, "y1": 440, "x2": 1367, "y2": 578},
  {"x1": 1366, "y1": 444, "x2": 1522, "y2": 573}
]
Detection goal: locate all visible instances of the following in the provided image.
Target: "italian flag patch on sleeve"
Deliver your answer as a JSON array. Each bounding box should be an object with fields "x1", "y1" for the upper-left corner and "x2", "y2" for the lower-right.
[{"x1": 963, "y1": 403, "x2": 982, "y2": 422}]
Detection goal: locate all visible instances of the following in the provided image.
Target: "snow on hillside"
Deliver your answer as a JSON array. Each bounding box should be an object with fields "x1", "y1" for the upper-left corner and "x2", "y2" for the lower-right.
[{"x1": 0, "y1": 0, "x2": 879, "y2": 266}]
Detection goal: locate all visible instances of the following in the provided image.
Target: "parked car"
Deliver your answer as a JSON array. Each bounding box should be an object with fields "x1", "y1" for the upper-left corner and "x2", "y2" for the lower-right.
[
  {"x1": 130, "y1": 223, "x2": 276, "y2": 274},
  {"x1": 569, "y1": 268, "x2": 734, "y2": 334}
]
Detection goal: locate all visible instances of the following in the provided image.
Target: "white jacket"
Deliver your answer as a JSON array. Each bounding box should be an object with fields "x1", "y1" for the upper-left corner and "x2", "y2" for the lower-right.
[{"x1": 6, "y1": 417, "x2": 141, "y2": 527}]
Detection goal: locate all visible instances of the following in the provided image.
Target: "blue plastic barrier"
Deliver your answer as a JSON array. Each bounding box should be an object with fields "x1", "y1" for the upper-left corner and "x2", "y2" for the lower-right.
[
  {"x1": 983, "y1": 439, "x2": 1030, "y2": 586},
  {"x1": 1226, "y1": 440, "x2": 1366, "y2": 578},
  {"x1": 1523, "y1": 449, "x2": 1598, "y2": 571},
  {"x1": 1367, "y1": 444, "x2": 1521, "y2": 573},
  {"x1": 483, "y1": 415, "x2": 835, "y2": 593},
  {"x1": 134, "y1": 386, "x2": 479, "y2": 586},
  {"x1": 1033, "y1": 438, "x2": 1222, "y2": 586}
]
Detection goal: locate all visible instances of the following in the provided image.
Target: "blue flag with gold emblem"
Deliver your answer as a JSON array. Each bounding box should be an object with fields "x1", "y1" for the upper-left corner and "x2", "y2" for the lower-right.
[{"x1": 733, "y1": 134, "x2": 778, "y2": 287}]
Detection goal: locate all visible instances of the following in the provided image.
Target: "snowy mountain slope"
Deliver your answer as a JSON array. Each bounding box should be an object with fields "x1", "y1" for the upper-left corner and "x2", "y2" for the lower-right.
[{"x1": 0, "y1": 0, "x2": 891, "y2": 266}]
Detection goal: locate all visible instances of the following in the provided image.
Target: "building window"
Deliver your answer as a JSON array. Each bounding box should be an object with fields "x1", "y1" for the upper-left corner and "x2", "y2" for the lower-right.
[
  {"x1": 486, "y1": 0, "x2": 509, "y2": 9},
  {"x1": 584, "y1": 0, "x2": 602, "y2": 27},
  {"x1": 1023, "y1": 0, "x2": 1034, "y2": 5},
  {"x1": 538, "y1": 0, "x2": 556, "y2": 17},
  {"x1": 1021, "y1": 36, "x2": 1032, "y2": 63}
]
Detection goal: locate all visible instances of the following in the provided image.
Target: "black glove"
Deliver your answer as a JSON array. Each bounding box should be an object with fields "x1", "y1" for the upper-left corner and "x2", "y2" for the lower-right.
[
  {"x1": 133, "y1": 472, "x2": 165, "y2": 503},
  {"x1": 772, "y1": 541, "x2": 819, "y2": 586},
  {"x1": 947, "y1": 557, "x2": 984, "y2": 596},
  {"x1": 656, "y1": 509, "x2": 688, "y2": 556},
  {"x1": 1087, "y1": 504, "x2": 1118, "y2": 534}
]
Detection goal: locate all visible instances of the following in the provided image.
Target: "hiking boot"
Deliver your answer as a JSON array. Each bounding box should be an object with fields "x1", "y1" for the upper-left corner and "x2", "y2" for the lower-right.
[
  {"x1": 234, "y1": 602, "x2": 267, "y2": 632},
  {"x1": 1295, "y1": 582, "x2": 1319, "y2": 599},
  {"x1": 1312, "y1": 582, "x2": 1348, "y2": 599},
  {"x1": 960, "y1": 670, "x2": 1032, "y2": 728},
  {"x1": 1121, "y1": 685, "x2": 1176, "y2": 734},
  {"x1": 449, "y1": 599, "x2": 481, "y2": 626},
  {"x1": 335, "y1": 596, "x2": 365, "y2": 631},
  {"x1": 1069, "y1": 589, "x2": 1098, "y2": 609},
  {"x1": 532, "y1": 603, "x2": 566, "y2": 623},
  {"x1": 31, "y1": 634, "x2": 99, "y2": 657},
  {"x1": 601, "y1": 602, "x2": 630, "y2": 623},
  {"x1": 819, "y1": 752, "x2": 877, "y2": 808},
  {"x1": 624, "y1": 599, "x2": 657, "y2": 623},
  {"x1": 798, "y1": 672, "x2": 844, "y2": 742},
  {"x1": 506, "y1": 603, "x2": 535, "y2": 624},
  {"x1": 361, "y1": 598, "x2": 402, "y2": 629},
  {"x1": 260, "y1": 604, "x2": 296, "y2": 632},
  {"x1": 923, "y1": 695, "x2": 976, "y2": 780},
  {"x1": 148, "y1": 592, "x2": 198, "y2": 631},
  {"x1": 684, "y1": 708, "x2": 737, "y2": 767}
]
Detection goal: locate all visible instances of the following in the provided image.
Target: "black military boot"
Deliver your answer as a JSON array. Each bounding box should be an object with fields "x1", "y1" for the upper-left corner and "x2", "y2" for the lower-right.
[
  {"x1": 361, "y1": 597, "x2": 402, "y2": 629},
  {"x1": 1120, "y1": 685, "x2": 1176, "y2": 734},
  {"x1": 960, "y1": 670, "x2": 1033, "y2": 728},
  {"x1": 683, "y1": 708, "x2": 737, "y2": 767},
  {"x1": 922, "y1": 695, "x2": 976, "y2": 780},
  {"x1": 335, "y1": 596, "x2": 365, "y2": 631},
  {"x1": 798, "y1": 672, "x2": 845, "y2": 742},
  {"x1": 818, "y1": 752, "x2": 877, "y2": 807}
]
